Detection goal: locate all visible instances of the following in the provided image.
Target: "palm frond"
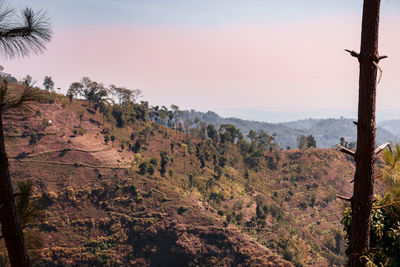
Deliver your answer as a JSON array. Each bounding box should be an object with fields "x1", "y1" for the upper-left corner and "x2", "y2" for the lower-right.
[
  {"x1": 16, "y1": 181, "x2": 44, "y2": 228},
  {"x1": 0, "y1": 79, "x2": 46, "y2": 112},
  {"x1": 0, "y1": 1, "x2": 52, "y2": 59}
]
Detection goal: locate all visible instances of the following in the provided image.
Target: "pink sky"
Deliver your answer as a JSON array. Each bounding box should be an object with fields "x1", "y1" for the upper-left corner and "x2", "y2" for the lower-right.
[{"x1": 3, "y1": 15, "x2": 400, "y2": 120}]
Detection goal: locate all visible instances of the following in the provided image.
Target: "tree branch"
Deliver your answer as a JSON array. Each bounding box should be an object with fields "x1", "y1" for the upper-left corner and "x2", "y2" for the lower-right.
[
  {"x1": 337, "y1": 195, "x2": 352, "y2": 202},
  {"x1": 353, "y1": 121, "x2": 358, "y2": 126},
  {"x1": 345, "y1": 49, "x2": 360, "y2": 58},
  {"x1": 375, "y1": 142, "x2": 391, "y2": 155},
  {"x1": 377, "y1": 55, "x2": 388, "y2": 62},
  {"x1": 339, "y1": 146, "x2": 355, "y2": 157}
]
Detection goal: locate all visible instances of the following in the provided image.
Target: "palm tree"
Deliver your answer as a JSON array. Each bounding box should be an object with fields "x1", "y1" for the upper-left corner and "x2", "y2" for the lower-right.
[{"x1": 0, "y1": 1, "x2": 52, "y2": 266}]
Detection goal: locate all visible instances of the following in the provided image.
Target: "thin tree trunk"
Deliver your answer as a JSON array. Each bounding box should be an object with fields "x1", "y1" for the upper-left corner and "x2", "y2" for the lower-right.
[
  {"x1": 0, "y1": 113, "x2": 31, "y2": 267},
  {"x1": 350, "y1": 0, "x2": 381, "y2": 266}
]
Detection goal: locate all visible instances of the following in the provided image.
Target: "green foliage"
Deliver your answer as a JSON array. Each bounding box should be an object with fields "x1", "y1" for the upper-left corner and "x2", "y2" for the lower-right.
[
  {"x1": 219, "y1": 156, "x2": 226, "y2": 168},
  {"x1": 104, "y1": 135, "x2": 109, "y2": 144},
  {"x1": 29, "y1": 132, "x2": 40, "y2": 145},
  {"x1": 42, "y1": 118, "x2": 51, "y2": 126},
  {"x1": 341, "y1": 201, "x2": 400, "y2": 266},
  {"x1": 177, "y1": 206, "x2": 188, "y2": 215},
  {"x1": 341, "y1": 145, "x2": 400, "y2": 266},
  {"x1": 133, "y1": 140, "x2": 141, "y2": 153},
  {"x1": 160, "y1": 151, "x2": 170, "y2": 177},
  {"x1": 297, "y1": 135, "x2": 317, "y2": 149},
  {"x1": 207, "y1": 124, "x2": 219, "y2": 144},
  {"x1": 149, "y1": 157, "x2": 158, "y2": 166},
  {"x1": 43, "y1": 76, "x2": 54, "y2": 92},
  {"x1": 219, "y1": 124, "x2": 242, "y2": 144},
  {"x1": 111, "y1": 104, "x2": 126, "y2": 128},
  {"x1": 147, "y1": 164, "x2": 155, "y2": 175},
  {"x1": 138, "y1": 162, "x2": 148, "y2": 175}
]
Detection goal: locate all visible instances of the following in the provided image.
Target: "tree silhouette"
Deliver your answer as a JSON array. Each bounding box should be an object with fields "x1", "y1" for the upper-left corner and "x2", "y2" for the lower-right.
[
  {"x1": 42, "y1": 76, "x2": 54, "y2": 92},
  {"x1": 0, "y1": 2, "x2": 51, "y2": 266}
]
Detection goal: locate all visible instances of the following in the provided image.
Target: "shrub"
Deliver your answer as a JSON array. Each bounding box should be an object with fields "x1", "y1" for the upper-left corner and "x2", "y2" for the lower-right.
[
  {"x1": 177, "y1": 206, "x2": 188, "y2": 215},
  {"x1": 29, "y1": 132, "x2": 40, "y2": 145},
  {"x1": 149, "y1": 157, "x2": 158, "y2": 166},
  {"x1": 138, "y1": 162, "x2": 148, "y2": 175},
  {"x1": 147, "y1": 164, "x2": 155, "y2": 175},
  {"x1": 42, "y1": 118, "x2": 51, "y2": 126},
  {"x1": 77, "y1": 127, "x2": 87, "y2": 136},
  {"x1": 42, "y1": 191, "x2": 58, "y2": 206},
  {"x1": 219, "y1": 156, "x2": 227, "y2": 167},
  {"x1": 133, "y1": 140, "x2": 141, "y2": 153}
]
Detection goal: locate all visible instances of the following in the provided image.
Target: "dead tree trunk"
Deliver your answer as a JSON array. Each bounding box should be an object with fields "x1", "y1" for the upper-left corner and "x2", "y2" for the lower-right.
[
  {"x1": 347, "y1": 0, "x2": 384, "y2": 266},
  {"x1": 0, "y1": 113, "x2": 31, "y2": 267}
]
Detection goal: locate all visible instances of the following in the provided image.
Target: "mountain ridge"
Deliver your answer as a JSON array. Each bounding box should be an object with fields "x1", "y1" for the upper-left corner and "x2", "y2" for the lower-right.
[{"x1": 182, "y1": 110, "x2": 399, "y2": 148}]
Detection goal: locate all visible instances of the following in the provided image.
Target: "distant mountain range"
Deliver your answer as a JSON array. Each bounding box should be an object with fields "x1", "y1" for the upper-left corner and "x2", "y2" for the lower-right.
[{"x1": 182, "y1": 110, "x2": 399, "y2": 149}]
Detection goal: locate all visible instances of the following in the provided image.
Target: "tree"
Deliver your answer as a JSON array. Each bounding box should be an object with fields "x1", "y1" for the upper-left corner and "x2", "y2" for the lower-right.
[
  {"x1": 170, "y1": 104, "x2": 182, "y2": 136},
  {"x1": 247, "y1": 130, "x2": 257, "y2": 143},
  {"x1": 67, "y1": 82, "x2": 83, "y2": 102},
  {"x1": 138, "y1": 162, "x2": 148, "y2": 175},
  {"x1": 0, "y1": 3, "x2": 51, "y2": 266},
  {"x1": 342, "y1": 1, "x2": 386, "y2": 266},
  {"x1": 207, "y1": 124, "x2": 218, "y2": 144},
  {"x1": 297, "y1": 135, "x2": 308, "y2": 150},
  {"x1": 183, "y1": 118, "x2": 193, "y2": 138},
  {"x1": 340, "y1": 137, "x2": 348, "y2": 148},
  {"x1": 42, "y1": 76, "x2": 54, "y2": 92},
  {"x1": 110, "y1": 135, "x2": 116, "y2": 147},
  {"x1": 160, "y1": 151, "x2": 170, "y2": 177},
  {"x1": 22, "y1": 75, "x2": 32, "y2": 86},
  {"x1": 307, "y1": 135, "x2": 316, "y2": 148}
]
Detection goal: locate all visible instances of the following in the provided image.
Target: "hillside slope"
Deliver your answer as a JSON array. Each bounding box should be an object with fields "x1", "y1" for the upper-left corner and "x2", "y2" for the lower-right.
[
  {"x1": 2, "y1": 98, "x2": 291, "y2": 266},
  {"x1": 1, "y1": 92, "x2": 377, "y2": 266}
]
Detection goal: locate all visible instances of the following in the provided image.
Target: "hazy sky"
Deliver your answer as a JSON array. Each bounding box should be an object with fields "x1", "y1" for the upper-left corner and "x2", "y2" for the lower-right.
[{"x1": 3, "y1": 0, "x2": 400, "y2": 122}]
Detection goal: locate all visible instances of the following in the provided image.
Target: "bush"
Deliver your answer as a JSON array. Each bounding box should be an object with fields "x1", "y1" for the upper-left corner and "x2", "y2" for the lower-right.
[
  {"x1": 29, "y1": 132, "x2": 40, "y2": 145},
  {"x1": 149, "y1": 157, "x2": 158, "y2": 166},
  {"x1": 42, "y1": 118, "x2": 51, "y2": 126},
  {"x1": 219, "y1": 156, "x2": 227, "y2": 167},
  {"x1": 77, "y1": 127, "x2": 87, "y2": 136},
  {"x1": 138, "y1": 162, "x2": 148, "y2": 175},
  {"x1": 133, "y1": 140, "x2": 141, "y2": 153},
  {"x1": 177, "y1": 206, "x2": 188, "y2": 215},
  {"x1": 147, "y1": 164, "x2": 155, "y2": 175}
]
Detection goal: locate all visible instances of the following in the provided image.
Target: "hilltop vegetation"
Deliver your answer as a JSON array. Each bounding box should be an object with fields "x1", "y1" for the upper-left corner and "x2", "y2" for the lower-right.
[{"x1": 0, "y1": 83, "x2": 372, "y2": 266}]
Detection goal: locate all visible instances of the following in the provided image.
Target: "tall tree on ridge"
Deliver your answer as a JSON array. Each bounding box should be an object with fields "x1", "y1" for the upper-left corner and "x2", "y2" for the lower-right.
[
  {"x1": 341, "y1": 0, "x2": 388, "y2": 266},
  {"x1": 42, "y1": 76, "x2": 54, "y2": 92},
  {"x1": 0, "y1": 1, "x2": 52, "y2": 266}
]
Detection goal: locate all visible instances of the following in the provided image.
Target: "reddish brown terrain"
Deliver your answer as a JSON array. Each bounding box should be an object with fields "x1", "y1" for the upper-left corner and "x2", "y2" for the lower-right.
[
  {"x1": 1, "y1": 91, "x2": 378, "y2": 266},
  {"x1": 1, "y1": 97, "x2": 293, "y2": 266}
]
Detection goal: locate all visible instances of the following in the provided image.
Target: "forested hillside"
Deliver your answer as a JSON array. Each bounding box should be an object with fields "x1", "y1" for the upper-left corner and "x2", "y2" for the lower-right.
[
  {"x1": 182, "y1": 110, "x2": 398, "y2": 149},
  {"x1": 0, "y1": 84, "x2": 375, "y2": 266}
]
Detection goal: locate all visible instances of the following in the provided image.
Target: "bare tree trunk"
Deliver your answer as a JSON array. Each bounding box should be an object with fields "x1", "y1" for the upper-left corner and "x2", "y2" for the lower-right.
[
  {"x1": 0, "y1": 113, "x2": 31, "y2": 267},
  {"x1": 350, "y1": 0, "x2": 382, "y2": 266}
]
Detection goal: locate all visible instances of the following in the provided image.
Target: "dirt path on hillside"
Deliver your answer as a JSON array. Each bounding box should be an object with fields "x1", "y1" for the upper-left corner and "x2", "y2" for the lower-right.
[{"x1": 71, "y1": 134, "x2": 129, "y2": 167}]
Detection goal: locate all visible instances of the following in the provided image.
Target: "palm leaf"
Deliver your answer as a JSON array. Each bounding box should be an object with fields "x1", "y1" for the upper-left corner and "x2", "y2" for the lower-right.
[{"x1": 0, "y1": 1, "x2": 52, "y2": 59}]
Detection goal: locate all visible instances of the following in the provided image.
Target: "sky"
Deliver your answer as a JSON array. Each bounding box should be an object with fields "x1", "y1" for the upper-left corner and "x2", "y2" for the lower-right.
[{"x1": 3, "y1": 0, "x2": 400, "y2": 122}]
